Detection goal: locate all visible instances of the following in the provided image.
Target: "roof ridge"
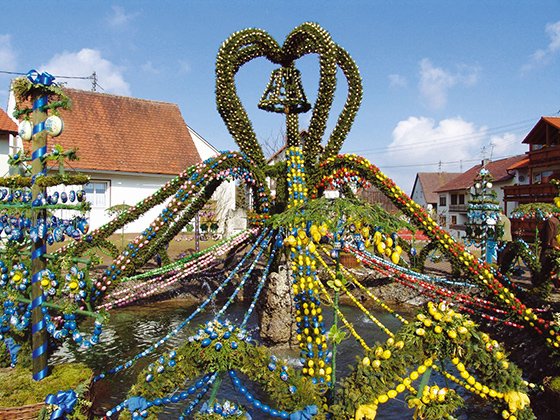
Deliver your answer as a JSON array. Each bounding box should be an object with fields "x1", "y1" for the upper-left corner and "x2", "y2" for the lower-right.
[{"x1": 64, "y1": 87, "x2": 180, "y2": 107}]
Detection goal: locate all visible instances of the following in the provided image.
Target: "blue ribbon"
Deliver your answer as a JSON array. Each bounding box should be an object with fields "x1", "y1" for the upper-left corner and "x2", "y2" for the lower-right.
[
  {"x1": 290, "y1": 405, "x2": 318, "y2": 420},
  {"x1": 4, "y1": 337, "x2": 21, "y2": 366},
  {"x1": 126, "y1": 396, "x2": 149, "y2": 413},
  {"x1": 27, "y1": 69, "x2": 55, "y2": 86},
  {"x1": 45, "y1": 389, "x2": 77, "y2": 420}
]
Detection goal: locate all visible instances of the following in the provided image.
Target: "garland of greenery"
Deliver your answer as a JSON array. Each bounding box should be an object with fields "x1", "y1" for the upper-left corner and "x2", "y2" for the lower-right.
[
  {"x1": 76, "y1": 153, "x2": 271, "y2": 303},
  {"x1": 11, "y1": 77, "x2": 72, "y2": 120},
  {"x1": 122, "y1": 322, "x2": 326, "y2": 420},
  {"x1": 328, "y1": 302, "x2": 533, "y2": 419},
  {"x1": 0, "y1": 173, "x2": 89, "y2": 189},
  {"x1": 313, "y1": 154, "x2": 560, "y2": 349},
  {"x1": 215, "y1": 22, "x2": 362, "y2": 175}
]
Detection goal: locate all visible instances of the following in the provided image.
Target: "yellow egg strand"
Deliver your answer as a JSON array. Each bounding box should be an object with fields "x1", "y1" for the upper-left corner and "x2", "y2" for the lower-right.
[
  {"x1": 315, "y1": 250, "x2": 395, "y2": 337},
  {"x1": 315, "y1": 274, "x2": 371, "y2": 352},
  {"x1": 333, "y1": 250, "x2": 409, "y2": 325}
]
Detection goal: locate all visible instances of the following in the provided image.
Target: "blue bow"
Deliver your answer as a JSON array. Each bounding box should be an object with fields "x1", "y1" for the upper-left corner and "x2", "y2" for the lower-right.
[
  {"x1": 126, "y1": 396, "x2": 149, "y2": 413},
  {"x1": 4, "y1": 337, "x2": 21, "y2": 367},
  {"x1": 290, "y1": 405, "x2": 318, "y2": 420},
  {"x1": 45, "y1": 389, "x2": 77, "y2": 420},
  {"x1": 26, "y1": 69, "x2": 56, "y2": 86}
]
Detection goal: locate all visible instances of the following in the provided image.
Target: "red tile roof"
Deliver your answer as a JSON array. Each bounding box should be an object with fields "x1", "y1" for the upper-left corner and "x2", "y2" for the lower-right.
[
  {"x1": 22, "y1": 89, "x2": 201, "y2": 175},
  {"x1": 435, "y1": 155, "x2": 526, "y2": 193},
  {"x1": 413, "y1": 172, "x2": 461, "y2": 204},
  {"x1": 522, "y1": 116, "x2": 560, "y2": 145},
  {"x1": 0, "y1": 108, "x2": 17, "y2": 134}
]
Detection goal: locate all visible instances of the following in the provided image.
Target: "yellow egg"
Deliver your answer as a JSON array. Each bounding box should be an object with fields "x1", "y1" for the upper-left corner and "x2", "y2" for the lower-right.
[{"x1": 40, "y1": 279, "x2": 50, "y2": 287}]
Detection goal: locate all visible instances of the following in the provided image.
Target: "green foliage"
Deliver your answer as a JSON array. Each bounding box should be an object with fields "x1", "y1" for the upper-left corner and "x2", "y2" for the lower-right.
[
  {"x1": 269, "y1": 196, "x2": 413, "y2": 234},
  {"x1": 215, "y1": 23, "x2": 362, "y2": 170},
  {"x1": 11, "y1": 77, "x2": 72, "y2": 119},
  {"x1": 127, "y1": 323, "x2": 326, "y2": 418},
  {"x1": 0, "y1": 363, "x2": 91, "y2": 406}
]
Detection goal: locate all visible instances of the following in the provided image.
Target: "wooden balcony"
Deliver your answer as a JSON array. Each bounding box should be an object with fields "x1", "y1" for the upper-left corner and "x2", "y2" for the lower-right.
[
  {"x1": 527, "y1": 145, "x2": 560, "y2": 168},
  {"x1": 449, "y1": 204, "x2": 468, "y2": 212},
  {"x1": 502, "y1": 183, "x2": 557, "y2": 203}
]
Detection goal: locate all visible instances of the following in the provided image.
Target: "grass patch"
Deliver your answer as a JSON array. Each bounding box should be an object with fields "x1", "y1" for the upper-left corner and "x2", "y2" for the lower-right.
[{"x1": 0, "y1": 363, "x2": 92, "y2": 407}]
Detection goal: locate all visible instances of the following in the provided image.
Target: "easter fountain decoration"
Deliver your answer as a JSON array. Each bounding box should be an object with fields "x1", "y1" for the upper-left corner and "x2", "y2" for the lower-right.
[{"x1": 3, "y1": 23, "x2": 559, "y2": 419}]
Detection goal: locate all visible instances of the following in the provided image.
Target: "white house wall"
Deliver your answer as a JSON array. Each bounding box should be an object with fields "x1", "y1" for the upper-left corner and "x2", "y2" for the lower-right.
[{"x1": 52, "y1": 172, "x2": 173, "y2": 233}]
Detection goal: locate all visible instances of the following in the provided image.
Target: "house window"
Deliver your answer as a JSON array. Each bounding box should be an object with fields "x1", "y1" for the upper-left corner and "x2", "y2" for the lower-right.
[
  {"x1": 451, "y1": 194, "x2": 458, "y2": 205},
  {"x1": 85, "y1": 181, "x2": 109, "y2": 207},
  {"x1": 439, "y1": 195, "x2": 447, "y2": 207},
  {"x1": 459, "y1": 194, "x2": 465, "y2": 205},
  {"x1": 438, "y1": 215, "x2": 446, "y2": 227},
  {"x1": 451, "y1": 215, "x2": 457, "y2": 225}
]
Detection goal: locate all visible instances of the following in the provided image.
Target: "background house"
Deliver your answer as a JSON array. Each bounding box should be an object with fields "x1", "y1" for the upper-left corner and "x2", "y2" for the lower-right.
[
  {"x1": 0, "y1": 109, "x2": 17, "y2": 177},
  {"x1": 410, "y1": 172, "x2": 461, "y2": 214},
  {"x1": 503, "y1": 117, "x2": 560, "y2": 211},
  {"x1": 6, "y1": 88, "x2": 234, "y2": 233},
  {"x1": 434, "y1": 155, "x2": 525, "y2": 238}
]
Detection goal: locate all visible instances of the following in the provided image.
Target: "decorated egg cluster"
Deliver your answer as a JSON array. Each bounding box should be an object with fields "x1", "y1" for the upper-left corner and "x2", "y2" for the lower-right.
[
  {"x1": 0, "y1": 213, "x2": 89, "y2": 245},
  {"x1": 0, "y1": 188, "x2": 86, "y2": 206}
]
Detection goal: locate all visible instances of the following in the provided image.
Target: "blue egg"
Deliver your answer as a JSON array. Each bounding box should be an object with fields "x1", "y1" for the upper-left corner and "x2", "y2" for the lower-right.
[{"x1": 201, "y1": 338, "x2": 211, "y2": 347}]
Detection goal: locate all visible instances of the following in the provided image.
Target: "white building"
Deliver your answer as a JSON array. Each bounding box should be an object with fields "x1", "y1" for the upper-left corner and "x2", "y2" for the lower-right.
[{"x1": 6, "y1": 88, "x2": 234, "y2": 233}]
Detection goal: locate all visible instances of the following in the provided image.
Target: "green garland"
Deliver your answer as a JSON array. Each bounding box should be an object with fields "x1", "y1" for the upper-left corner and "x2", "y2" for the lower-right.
[
  {"x1": 215, "y1": 22, "x2": 362, "y2": 173},
  {"x1": 0, "y1": 174, "x2": 89, "y2": 188},
  {"x1": 123, "y1": 323, "x2": 325, "y2": 420},
  {"x1": 11, "y1": 77, "x2": 72, "y2": 120},
  {"x1": 329, "y1": 303, "x2": 533, "y2": 419}
]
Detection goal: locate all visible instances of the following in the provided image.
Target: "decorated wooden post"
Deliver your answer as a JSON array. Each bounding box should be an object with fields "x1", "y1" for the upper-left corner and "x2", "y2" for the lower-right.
[{"x1": 29, "y1": 73, "x2": 52, "y2": 381}]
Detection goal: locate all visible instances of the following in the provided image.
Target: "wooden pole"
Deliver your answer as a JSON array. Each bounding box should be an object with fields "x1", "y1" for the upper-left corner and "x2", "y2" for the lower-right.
[{"x1": 30, "y1": 92, "x2": 49, "y2": 380}]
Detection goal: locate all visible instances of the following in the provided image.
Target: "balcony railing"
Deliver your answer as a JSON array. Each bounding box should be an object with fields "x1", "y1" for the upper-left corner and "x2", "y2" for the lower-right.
[
  {"x1": 449, "y1": 204, "x2": 468, "y2": 212},
  {"x1": 502, "y1": 183, "x2": 557, "y2": 203},
  {"x1": 527, "y1": 145, "x2": 560, "y2": 168}
]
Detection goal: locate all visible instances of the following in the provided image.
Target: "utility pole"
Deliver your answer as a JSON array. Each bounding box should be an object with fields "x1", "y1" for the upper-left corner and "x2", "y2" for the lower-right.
[{"x1": 91, "y1": 71, "x2": 97, "y2": 92}]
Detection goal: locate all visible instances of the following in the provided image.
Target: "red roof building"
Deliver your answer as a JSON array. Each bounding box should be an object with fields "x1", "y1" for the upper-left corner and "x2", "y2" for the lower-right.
[
  {"x1": 21, "y1": 89, "x2": 201, "y2": 175},
  {"x1": 434, "y1": 155, "x2": 525, "y2": 236},
  {"x1": 410, "y1": 172, "x2": 461, "y2": 211},
  {"x1": 8, "y1": 88, "x2": 216, "y2": 232},
  {"x1": 502, "y1": 117, "x2": 560, "y2": 207}
]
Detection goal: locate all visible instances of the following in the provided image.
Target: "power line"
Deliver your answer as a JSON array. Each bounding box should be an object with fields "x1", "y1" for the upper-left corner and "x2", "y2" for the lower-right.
[
  {"x1": 0, "y1": 70, "x2": 94, "y2": 80},
  {"x1": 0, "y1": 70, "x2": 102, "y2": 91},
  {"x1": 346, "y1": 118, "x2": 537, "y2": 155}
]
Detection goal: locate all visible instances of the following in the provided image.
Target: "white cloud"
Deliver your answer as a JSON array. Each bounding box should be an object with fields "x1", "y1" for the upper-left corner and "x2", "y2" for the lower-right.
[
  {"x1": 419, "y1": 58, "x2": 479, "y2": 109},
  {"x1": 42, "y1": 49, "x2": 130, "y2": 95},
  {"x1": 388, "y1": 74, "x2": 407, "y2": 88},
  {"x1": 0, "y1": 34, "x2": 17, "y2": 70},
  {"x1": 107, "y1": 6, "x2": 138, "y2": 29},
  {"x1": 522, "y1": 20, "x2": 560, "y2": 74},
  {"x1": 489, "y1": 132, "x2": 527, "y2": 158},
  {"x1": 380, "y1": 116, "x2": 487, "y2": 191}
]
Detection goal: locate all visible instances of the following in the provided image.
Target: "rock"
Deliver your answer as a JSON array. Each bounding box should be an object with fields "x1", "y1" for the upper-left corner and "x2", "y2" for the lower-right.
[{"x1": 258, "y1": 266, "x2": 297, "y2": 346}]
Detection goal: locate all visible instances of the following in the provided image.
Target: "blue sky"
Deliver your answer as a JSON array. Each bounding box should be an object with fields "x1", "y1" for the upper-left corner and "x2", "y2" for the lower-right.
[{"x1": 1, "y1": 1, "x2": 560, "y2": 192}]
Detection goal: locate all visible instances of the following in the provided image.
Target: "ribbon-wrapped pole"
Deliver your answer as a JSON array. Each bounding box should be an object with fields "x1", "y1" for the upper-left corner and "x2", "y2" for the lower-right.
[
  {"x1": 45, "y1": 389, "x2": 77, "y2": 420},
  {"x1": 30, "y1": 71, "x2": 51, "y2": 381}
]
